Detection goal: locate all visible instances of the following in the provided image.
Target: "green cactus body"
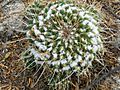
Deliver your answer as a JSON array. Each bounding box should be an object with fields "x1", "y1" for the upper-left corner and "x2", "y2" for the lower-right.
[{"x1": 23, "y1": 0, "x2": 103, "y2": 89}]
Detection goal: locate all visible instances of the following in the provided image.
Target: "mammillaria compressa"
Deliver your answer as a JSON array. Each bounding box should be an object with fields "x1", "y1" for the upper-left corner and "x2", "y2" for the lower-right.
[{"x1": 23, "y1": 0, "x2": 103, "y2": 88}]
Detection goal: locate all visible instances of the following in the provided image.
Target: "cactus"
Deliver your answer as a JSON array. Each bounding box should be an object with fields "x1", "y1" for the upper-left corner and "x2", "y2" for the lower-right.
[{"x1": 23, "y1": 0, "x2": 103, "y2": 89}]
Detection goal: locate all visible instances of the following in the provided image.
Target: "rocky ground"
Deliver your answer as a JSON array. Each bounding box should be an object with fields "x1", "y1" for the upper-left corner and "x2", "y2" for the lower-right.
[{"x1": 0, "y1": 0, "x2": 120, "y2": 90}]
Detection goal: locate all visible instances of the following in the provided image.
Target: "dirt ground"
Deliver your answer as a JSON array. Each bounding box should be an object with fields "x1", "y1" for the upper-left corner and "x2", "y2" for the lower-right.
[{"x1": 0, "y1": 0, "x2": 120, "y2": 90}]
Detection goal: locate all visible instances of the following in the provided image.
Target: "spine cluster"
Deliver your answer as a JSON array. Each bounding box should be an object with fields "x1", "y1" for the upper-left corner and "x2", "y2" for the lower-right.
[{"x1": 23, "y1": 0, "x2": 103, "y2": 87}]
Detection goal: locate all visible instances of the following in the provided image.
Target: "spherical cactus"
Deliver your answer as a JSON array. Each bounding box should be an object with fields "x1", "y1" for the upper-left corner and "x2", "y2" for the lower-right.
[{"x1": 23, "y1": 0, "x2": 103, "y2": 88}]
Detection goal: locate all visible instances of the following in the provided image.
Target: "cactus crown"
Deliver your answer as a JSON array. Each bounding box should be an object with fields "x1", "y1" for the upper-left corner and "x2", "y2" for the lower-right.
[{"x1": 23, "y1": 0, "x2": 103, "y2": 88}]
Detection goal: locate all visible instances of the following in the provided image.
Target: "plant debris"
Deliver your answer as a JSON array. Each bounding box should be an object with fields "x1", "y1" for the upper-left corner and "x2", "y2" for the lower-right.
[{"x1": 0, "y1": 0, "x2": 120, "y2": 90}]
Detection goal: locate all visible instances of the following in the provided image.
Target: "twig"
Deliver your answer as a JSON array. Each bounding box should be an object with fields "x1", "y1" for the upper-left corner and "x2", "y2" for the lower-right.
[
  {"x1": 31, "y1": 66, "x2": 46, "y2": 88},
  {"x1": 1, "y1": 38, "x2": 30, "y2": 46},
  {"x1": 1, "y1": 0, "x2": 14, "y2": 8},
  {"x1": 102, "y1": 3, "x2": 120, "y2": 20},
  {"x1": 84, "y1": 65, "x2": 120, "y2": 90}
]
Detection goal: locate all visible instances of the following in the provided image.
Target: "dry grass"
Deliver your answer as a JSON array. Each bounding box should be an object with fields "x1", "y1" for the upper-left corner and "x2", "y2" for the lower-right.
[{"x1": 0, "y1": 0, "x2": 120, "y2": 90}]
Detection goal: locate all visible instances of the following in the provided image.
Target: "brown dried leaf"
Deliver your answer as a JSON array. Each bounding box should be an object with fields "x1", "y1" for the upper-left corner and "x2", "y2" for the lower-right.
[
  {"x1": 28, "y1": 78, "x2": 33, "y2": 87},
  {"x1": 51, "y1": 0, "x2": 56, "y2": 2},
  {"x1": 0, "y1": 63, "x2": 8, "y2": 68},
  {"x1": 4, "y1": 52, "x2": 11, "y2": 60}
]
